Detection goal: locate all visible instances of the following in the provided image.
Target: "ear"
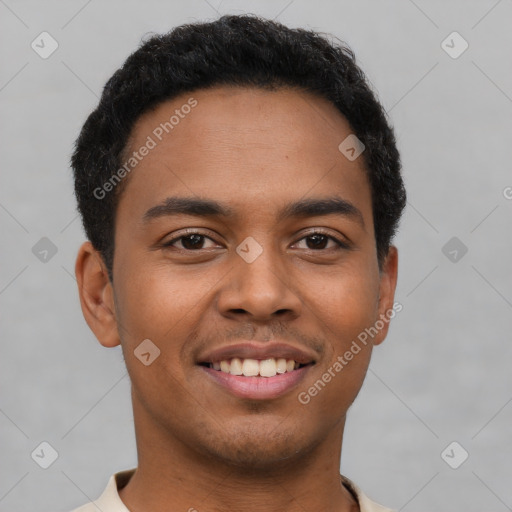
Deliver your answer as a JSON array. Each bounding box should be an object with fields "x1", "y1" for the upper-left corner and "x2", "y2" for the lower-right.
[
  {"x1": 372, "y1": 245, "x2": 399, "y2": 346},
  {"x1": 75, "y1": 241, "x2": 120, "y2": 348}
]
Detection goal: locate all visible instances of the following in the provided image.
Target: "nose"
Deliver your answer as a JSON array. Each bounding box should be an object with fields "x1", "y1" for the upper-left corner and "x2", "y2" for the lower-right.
[{"x1": 216, "y1": 239, "x2": 302, "y2": 322}]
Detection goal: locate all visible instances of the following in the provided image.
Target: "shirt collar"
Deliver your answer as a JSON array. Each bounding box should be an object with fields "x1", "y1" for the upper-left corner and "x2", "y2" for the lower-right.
[
  {"x1": 341, "y1": 474, "x2": 395, "y2": 512},
  {"x1": 89, "y1": 469, "x2": 134, "y2": 511}
]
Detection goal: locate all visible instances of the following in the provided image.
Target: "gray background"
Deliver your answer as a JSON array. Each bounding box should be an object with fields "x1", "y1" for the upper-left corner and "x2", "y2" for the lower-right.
[{"x1": 1, "y1": 0, "x2": 511, "y2": 510}]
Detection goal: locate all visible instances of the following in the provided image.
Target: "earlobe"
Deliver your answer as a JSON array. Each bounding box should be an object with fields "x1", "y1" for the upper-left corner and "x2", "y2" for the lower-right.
[
  {"x1": 75, "y1": 241, "x2": 121, "y2": 348},
  {"x1": 372, "y1": 245, "x2": 399, "y2": 346}
]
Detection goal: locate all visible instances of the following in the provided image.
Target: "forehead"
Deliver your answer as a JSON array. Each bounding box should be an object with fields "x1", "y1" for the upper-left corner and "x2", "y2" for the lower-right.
[{"x1": 116, "y1": 85, "x2": 372, "y2": 227}]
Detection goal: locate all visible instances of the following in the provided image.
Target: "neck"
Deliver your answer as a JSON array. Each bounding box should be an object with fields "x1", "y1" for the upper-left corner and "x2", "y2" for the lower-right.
[{"x1": 119, "y1": 393, "x2": 359, "y2": 512}]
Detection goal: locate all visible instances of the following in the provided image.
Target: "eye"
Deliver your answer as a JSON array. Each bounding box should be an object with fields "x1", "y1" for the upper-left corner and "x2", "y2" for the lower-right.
[
  {"x1": 161, "y1": 229, "x2": 350, "y2": 253},
  {"x1": 162, "y1": 232, "x2": 219, "y2": 251},
  {"x1": 294, "y1": 231, "x2": 349, "y2": 251}
]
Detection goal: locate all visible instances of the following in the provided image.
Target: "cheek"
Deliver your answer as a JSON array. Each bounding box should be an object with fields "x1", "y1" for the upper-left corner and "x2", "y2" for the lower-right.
[
  {"x1": 304, "y1": 264, "x2": 380, "y2": 341},
  {"x1": 113, "y1": 258, "x2": 217, "y2": 379},
  {"x1": 112, "y1": 264, "x2": 201, "y2": 417},
  {"x1": 299, "y1": 263, "x2": 379, "y2": 401},
  {"x1": 303, "y1": 279, "x2": 376, "y2": 411},
  {"x1": 115, "y1": 254, "x2": 199, "y2": 338}
]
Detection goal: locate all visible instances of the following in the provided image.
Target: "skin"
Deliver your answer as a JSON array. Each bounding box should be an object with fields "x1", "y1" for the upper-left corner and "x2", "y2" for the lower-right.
[{"x1": 75, "y1": 85, "x2": 398, "y2": 512}]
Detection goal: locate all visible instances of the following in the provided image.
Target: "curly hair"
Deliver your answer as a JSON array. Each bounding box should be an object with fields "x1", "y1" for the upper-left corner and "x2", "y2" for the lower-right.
[{"x1": 71, "y1": 14, "x2": 406, "y2": 282}]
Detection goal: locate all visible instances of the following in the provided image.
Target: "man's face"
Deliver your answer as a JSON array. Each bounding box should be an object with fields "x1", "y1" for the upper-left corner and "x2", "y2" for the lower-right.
[{"x1": 98, "y1": 86, "x2": 397, "y2": 468}]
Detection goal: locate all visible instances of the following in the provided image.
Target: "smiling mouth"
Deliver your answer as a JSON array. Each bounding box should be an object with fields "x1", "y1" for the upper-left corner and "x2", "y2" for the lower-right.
[{"x1": 199, "y1": 357, "x2": 312, "y2": 378}]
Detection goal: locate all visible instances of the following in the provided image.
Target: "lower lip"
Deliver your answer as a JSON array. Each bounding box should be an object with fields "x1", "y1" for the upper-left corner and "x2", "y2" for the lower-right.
[{"x1": 199, "y1": 365, "x2": 312, "y2": 400}]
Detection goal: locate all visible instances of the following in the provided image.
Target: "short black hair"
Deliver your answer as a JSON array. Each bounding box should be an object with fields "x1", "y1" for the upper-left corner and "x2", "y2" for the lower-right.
[{"x1": 71, "y1": 13, "x2": 406, "y2": 282}]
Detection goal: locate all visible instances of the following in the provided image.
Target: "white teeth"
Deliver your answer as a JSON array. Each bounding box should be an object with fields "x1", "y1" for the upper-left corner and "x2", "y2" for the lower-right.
[
  {"x1": 259, "y1": 358, "x2": 277, "y2": 377},
  {"x1": 276, "y1": 358, "x2": 287, "y2": 374},
  {"x1": 212, "y1": 357, "x2": 303, "y2": 377},
  {"x1": 242, "y1": 358, "x2": 260, "y2": 377},
  {"x1": 230, "y1": 357, "x2": 243, "y2": 375}
]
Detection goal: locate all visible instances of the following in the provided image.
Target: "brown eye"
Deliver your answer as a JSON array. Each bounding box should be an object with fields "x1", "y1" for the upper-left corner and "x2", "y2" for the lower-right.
[
  {"x1": 294, "y1": 231, "x2": 349, "y2": 251},
  {"x1": 304, "y1": 234, "x2": 330, "y2": 250},
  {"x1": 162, "y1": 233, "x2": 218, "y2": 251}
]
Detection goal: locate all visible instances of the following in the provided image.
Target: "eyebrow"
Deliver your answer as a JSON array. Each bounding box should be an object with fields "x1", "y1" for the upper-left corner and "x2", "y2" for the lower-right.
[{"x1": 142, "y1": 196, "x2": 365, "y2": 228}]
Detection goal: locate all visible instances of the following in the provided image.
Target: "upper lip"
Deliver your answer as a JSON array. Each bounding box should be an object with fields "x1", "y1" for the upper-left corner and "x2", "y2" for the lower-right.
[{"x1": 197, "y1": 341, "x2": 317, "y2": 365}]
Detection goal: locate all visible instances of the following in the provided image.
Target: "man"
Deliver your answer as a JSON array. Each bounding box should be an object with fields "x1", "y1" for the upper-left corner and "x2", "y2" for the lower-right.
[{"x1": 70, "y1": 13, "x2": 406, "y2": 512}]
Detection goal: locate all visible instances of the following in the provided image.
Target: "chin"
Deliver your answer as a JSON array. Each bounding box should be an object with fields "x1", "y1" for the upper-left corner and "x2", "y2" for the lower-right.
[{"x1": 195, "y1": 421, "x2": 316, "y2": 472}]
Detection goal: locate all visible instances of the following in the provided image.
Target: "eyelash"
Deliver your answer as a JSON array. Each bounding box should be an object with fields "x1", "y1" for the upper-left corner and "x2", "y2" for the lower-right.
[{"x1": 161, "y1": 229, "x2": 350, "y2": 252}]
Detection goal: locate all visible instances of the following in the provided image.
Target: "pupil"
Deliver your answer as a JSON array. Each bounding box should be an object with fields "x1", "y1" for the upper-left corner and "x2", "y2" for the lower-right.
[
  {"x1": 182, "y1": 234, "x2": 203, "y2": 250},
  {"x1": 307, "y1": 234, "x2": 327, "y2": 249}
]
